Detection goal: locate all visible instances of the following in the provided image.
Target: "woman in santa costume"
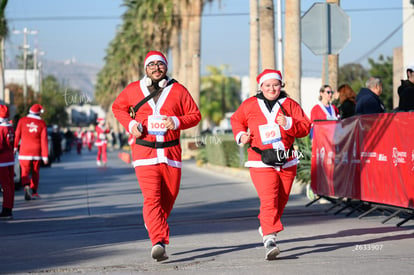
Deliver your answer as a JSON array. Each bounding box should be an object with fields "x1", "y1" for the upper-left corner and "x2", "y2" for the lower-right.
[
  {"x1": 310, "y1": 85, "x2": 339, "y2": 138},
  {"x1": 112, "y1": 50, "x2": 201, "y2": 262},
  {"x1": 95, "y1": 118, "x2": 110, "y2": 166},
  {"x1": 14, "y1": 104, "x2": 48, "y2": 201},
  {"x1": 231, "y1": 69, "x2": 311, "y2": 260},
  {"x1": 0, "y1": 105, "x2": 15, "y2": 219}
]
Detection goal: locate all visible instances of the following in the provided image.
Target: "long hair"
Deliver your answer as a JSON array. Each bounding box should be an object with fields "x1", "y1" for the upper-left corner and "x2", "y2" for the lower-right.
[
  {"x1": 337, "y1": 84, "x2": 356, "y2": 104},
  {"x1": 318, "y1": 84, "x2": 331, "y2": 101}
]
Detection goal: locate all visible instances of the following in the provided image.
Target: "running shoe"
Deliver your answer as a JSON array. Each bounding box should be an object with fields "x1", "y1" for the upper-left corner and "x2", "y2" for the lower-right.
[
  {"x1": 151, "y1": 242, "x2": 169, "y2": 262},
  {"x1": 31, "y1": 193, "x2": 41, "y2": 200},
  {"x1": 264, "y1": 238, "x2": 280, "y2": 260},
  {"x1": 24, "y1": 185, "x2": 31, "y2": 201}
]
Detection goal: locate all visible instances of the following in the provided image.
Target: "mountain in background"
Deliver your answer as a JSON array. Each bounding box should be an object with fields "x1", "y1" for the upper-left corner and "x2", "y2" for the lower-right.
[{"x1": 41, "y1": 59, "x2": 100, "y2": 100}]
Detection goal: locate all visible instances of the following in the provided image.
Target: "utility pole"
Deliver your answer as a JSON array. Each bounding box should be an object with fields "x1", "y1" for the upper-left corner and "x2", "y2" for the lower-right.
[
  {"x1": 323, "y1": 0, "x2": 340, "y2": 91},
  {"x1": 12, "y1": 27, "x2": 38, "y2": 108}
]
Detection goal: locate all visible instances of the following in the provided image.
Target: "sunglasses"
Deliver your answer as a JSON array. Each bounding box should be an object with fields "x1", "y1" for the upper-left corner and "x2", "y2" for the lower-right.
[{"x1": 325, "y1": 91, "x2": 334, "y2": 94}]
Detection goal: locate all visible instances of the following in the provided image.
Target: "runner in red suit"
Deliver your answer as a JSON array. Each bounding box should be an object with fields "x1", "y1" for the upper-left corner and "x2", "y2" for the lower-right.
[
  {"x1": 74, "y1": 127, "x2": 84, "y2": 154},
  {"x1": 112, "y1": 50, "x2": 201, "y2": 262},
  {"x1": 14, "y1": 104, "x2": 48, "y2": 201},
  {"x1": 95, "y1": 118, "x2": 109, "y2": 166},
  {"x1": 0, "y1": 105, "x2": 15, "y2": 219},
  {"x1": 85, "y1": 129, "x2": 95, "y2": 152},
  {"x1": 231, "y1": 69, "x2": 311, "y2": 260}
]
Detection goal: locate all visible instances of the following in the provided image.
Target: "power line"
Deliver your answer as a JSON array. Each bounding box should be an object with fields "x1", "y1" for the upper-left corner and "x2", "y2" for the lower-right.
[
  {"x1": 7, "y1": 6, "x2": 406, "y2": 22},
  {"x1": 353, "y1": 13, "x2": 413, "y2": 64}
]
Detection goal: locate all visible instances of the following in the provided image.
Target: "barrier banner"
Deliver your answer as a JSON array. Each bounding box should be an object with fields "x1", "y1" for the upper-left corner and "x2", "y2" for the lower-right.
[{"x1": 311, "y1": 113, "x2": 414, "y2": 209}]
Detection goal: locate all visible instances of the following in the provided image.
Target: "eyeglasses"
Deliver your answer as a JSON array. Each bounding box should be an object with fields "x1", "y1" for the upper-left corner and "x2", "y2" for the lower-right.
[
  {"x1": 325, "y1": 91, "x2": 334, "y2": 94},
  {"x1": 147, "y1": 62, "x2": 166, "y2": 69}
]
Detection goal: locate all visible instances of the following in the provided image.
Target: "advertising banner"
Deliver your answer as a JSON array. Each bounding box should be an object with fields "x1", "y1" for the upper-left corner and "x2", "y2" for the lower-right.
[{"x1": 311, "y1": 113, "x2": 414, "y2": 209}]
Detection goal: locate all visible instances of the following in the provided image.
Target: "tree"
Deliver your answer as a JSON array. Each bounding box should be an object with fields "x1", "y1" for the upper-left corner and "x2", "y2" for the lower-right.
[
  {"x1": 39, "y1": 75, "x2": 69, "y2": 126},
  {"x1": 200, "y1": 65, "x2": 241, "y2": 128},
  {"x1": 367, "y1": 55, "x2": 393, "y2": 111},
  {"x1": 258, "y1": 0, "x2": 275, "y2": 69},
  {"x1": 338, "y1": 63, "x2": 368, "y2": 94},
  {"x1": 0, "y1": 0, "x2": 8, "y2": 102}
]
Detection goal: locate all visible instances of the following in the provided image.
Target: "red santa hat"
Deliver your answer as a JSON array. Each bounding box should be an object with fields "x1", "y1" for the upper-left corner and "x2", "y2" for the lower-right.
[
  {"x1": 144, "y1": 51, "x2": 168, "y2": 69},
  {"x1": 97, "y1": 117, "x2": 105, "y2": 123},
  {"x1": 256, "y1": 69, "x2": 283, "y2": 87},
  {"x1": 0, "y1": 104, "x2": 9, "y2": 118},
  {"x1": 29, "y1": 103, "x2": 44, "y2": 114}
]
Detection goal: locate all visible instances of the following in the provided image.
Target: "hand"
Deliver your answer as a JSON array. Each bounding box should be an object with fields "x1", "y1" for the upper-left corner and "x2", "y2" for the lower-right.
[
  {"x1": 131, "y1": 123, "x2": 143, "y2": 138},
  {"x1": 163, "y1": 116, "x2": 175, "y2": 130},
  {"x1": 276, "y1": 114, "x2": 287, "y2": 127},
  {"x1": 240, "y1": 132, "x2": 251, "y2": 144}
]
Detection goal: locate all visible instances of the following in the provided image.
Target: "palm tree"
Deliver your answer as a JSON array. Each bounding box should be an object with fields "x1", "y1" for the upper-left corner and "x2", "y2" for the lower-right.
[
  {"x1": 0, "y1": 0, "x2": 8, "y2": 103},
  {"x1": 200, "y1": 65, "x2": 241, "y2": 128},
  {"x1": 249, "y1": 0, "x2": 259, "y2": 97},
  {"x1": 259, "y1": 0, "x2": 275, "y2": 69}
]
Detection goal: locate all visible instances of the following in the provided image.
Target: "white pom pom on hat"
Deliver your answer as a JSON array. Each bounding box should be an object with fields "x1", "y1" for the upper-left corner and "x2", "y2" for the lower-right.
[{"x1": 29, "y1": 103, "x2": 44, "y2": 114}]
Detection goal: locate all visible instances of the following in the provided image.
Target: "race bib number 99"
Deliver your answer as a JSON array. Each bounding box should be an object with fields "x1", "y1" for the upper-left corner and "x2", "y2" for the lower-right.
[
  {"x1": 148, "y1": 115, "x2": 167, "y2": 135},
  {"x1": 259, "y1": 124, "x2": 281, "y2": 145}
]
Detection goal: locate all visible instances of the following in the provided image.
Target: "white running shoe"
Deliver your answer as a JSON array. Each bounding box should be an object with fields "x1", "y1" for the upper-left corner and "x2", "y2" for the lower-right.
[
  {"x1": 97, "y1": 160, "x2": 102, "y2": 166},
  {"x1": 264, "y1": 238, "x2": 280, "y2": 260},
  {"x1": 151, "y1": 243, "x2": 168, "y2": 262}
]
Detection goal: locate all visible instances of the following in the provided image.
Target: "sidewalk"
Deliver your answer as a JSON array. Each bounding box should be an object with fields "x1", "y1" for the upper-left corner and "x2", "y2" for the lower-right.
[{"x1": 1, "y1": 149, "x2": 413, "y2": 274}]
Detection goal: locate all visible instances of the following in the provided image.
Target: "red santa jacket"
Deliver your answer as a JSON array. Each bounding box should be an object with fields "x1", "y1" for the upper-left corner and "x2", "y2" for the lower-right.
[
  {"x1": 112, "y1": 78, "x2": 201, "y2": 168},
  {"x1": 14, "y1": 114, "x2": 48, "y2": 162},
  {"x1": 231, "y1": 95, "x2": 311, "y2": 168},
  {"x1": 310, "y1": 102, "x2": 339, "y2": 122},
  {"x1": 0, "y1": 120, "x2": 15, "y2": 166},
  {"x1": 94, "y1": 125, "x2": 109, "y2": 146}
]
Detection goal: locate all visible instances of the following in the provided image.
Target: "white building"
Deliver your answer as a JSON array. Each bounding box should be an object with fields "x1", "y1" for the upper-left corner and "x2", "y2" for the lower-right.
[{"x1": 5, "y1": 69, "x2": 41, "y2": 93}]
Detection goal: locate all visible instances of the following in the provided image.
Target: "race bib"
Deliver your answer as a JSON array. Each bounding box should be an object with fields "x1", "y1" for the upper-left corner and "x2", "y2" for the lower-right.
[
  {"x1": 259, "y1": 123, "x2": 281, "y2": 145},
  {"x1": 148, "y1": 115, "x2": 167, "y2": 135}
]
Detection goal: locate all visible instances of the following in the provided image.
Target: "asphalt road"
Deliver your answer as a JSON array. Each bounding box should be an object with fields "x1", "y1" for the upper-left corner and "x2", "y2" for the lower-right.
[{"x1": 1, "y1": 148, "x2": 413, "y2": 274}]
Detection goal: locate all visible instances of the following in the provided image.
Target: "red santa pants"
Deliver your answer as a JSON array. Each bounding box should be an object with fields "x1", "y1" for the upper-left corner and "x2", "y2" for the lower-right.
[
  {"x1": 135, "y1": 163, "x2": 181, "y2": 245},
  {"x1": 19, "y1": 159, "x2": 41, "y2": 191},
  {"x1": 0, "y1": 166, "x2": 14, "y2": 209},
  {"x1": 96, "y1": 144, "x2": 107, "y2": 162},
  {"x1": 249, "y1": 165, "x2": 297, "y2": 236}
]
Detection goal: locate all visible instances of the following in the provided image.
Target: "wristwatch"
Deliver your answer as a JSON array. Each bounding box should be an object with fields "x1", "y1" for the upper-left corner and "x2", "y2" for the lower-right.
[{"x1": 137, "y1": 122, "x2": 143, "y2": 133}]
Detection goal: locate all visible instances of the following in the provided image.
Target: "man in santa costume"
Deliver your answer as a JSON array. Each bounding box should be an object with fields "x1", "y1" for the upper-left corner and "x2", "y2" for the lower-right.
[
  {"x1": 14, "y1": 103, "x2": 48, "y2": 201},
  {"x1": 231, "y1": 69, "x2": 311, "y2": 260},
  {"x1": 95, "y1": 118, "x2": 110, "y2": 166},
  {"x1": 0, "y1": 105, "x2": 15, "y2": 219},
  {"x1": 112, "y1": 50, "x2": 201, "y2": 262}
]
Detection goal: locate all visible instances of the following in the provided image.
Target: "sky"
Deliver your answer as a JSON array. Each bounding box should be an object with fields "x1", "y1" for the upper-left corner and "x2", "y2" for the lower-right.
[{"x1": 5, "y1": 0, "x2": 405, "y2": 78}]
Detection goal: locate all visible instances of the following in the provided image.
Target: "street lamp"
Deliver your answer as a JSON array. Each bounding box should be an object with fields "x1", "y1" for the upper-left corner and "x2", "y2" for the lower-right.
[{"x1": 12, "y1": 28, "x2": 39, "y2": 107}]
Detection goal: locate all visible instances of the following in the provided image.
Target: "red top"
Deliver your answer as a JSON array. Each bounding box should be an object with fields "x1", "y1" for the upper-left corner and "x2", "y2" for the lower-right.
[
  {"x1": 0, "y1": 121, "x2": 15, "y2": 166},
  {"x1": 14, "y1": 114, "x2": 48, "y2": 161}
]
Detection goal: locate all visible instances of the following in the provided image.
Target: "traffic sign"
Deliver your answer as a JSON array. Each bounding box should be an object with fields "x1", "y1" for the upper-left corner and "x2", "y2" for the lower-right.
[{"x1": 301, "y1": 3, "x2": 350, "y2": 55}]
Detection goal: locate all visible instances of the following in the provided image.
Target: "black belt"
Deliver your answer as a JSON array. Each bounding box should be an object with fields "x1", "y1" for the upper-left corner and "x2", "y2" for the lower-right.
[{"x1": 135, "y1": 139, "x2": 179, "y2": 148}]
